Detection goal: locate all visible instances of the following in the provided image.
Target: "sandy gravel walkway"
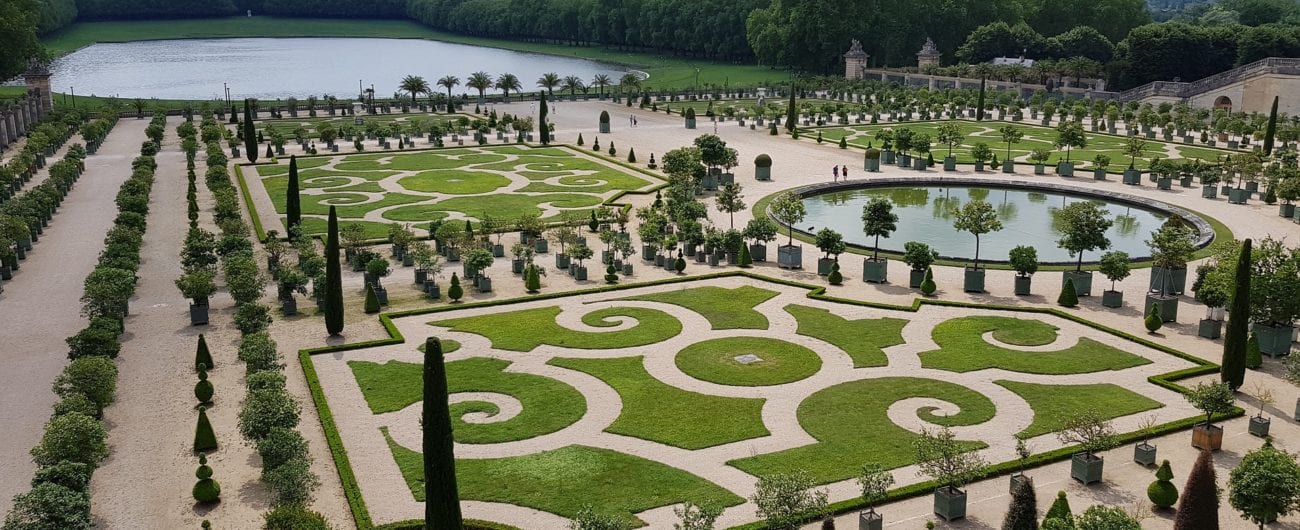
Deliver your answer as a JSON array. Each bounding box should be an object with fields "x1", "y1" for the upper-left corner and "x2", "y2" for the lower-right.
[{"x1": 0, "y1": 118, "x2": 146, "y2": 516}]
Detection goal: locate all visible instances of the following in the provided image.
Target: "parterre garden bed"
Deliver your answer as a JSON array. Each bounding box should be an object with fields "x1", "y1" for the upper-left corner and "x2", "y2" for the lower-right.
[
  {"x1": 242, "y1": 144, "x2": 660, "y2": 239},
  {"x1": 303, "y1": 275, "x2": 1209, "y2": 528}
]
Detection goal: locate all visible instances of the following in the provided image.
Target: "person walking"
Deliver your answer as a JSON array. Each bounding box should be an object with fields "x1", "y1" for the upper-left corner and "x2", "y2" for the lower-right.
[
  {"x1": 832, "y1": 165, "x2": 839, "y2": 182},
  {"x1": 841, "y1": 165, "x2": 849, "y2": 180},
  {"x1": 633, "y1": 116, "x2": 637, "y2": 127}
]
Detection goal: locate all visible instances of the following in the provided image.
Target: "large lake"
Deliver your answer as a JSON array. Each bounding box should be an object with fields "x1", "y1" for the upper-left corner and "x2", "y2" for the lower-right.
[{"x1": 50, "y1": 37, "x2": 630, "y2": 100}]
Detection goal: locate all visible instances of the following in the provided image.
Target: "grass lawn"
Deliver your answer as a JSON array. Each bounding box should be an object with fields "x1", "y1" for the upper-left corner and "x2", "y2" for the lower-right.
[
  {"x1": 415, "y1": 339, "x2": 461, "y2": 354},
  {"x1": 431, "y1": 306, "x2": 682, "y2": 352},
  {"x1": 784, "y1": 304, "x2": 907, "y2": 368},
  {"x1": 42, "y1": 18, "x2": 780, "y2": 89},
  {"x1": 549, "y1": 356, "x2": 769, "y2": 449},
  {"x1": 619, "y1": 285, "x2": 779, "y2": 330},
  {"x1": 349, "y1": 357, "x2": 586, "y2": 444},
  {"x1": 675, "y1": 337, "x2": 822, "y2": 387},
  {"x1": 728, "y1": 377, "x2": 995, "y2": 484},
  {"x1": 396, "y1": 170, "x2": 511, "y2": 195},
  {"x1": 918, "y1": 316, "x2": 1151, "y2": 375},
  {"x1": 805, "y1": 121, "x2": 1236, "y2": 171},
  {"x1": 384, "y1": 435, "x2": 744, "y2": 524},
  {"x1": 995, "y1": 380, "x2": 1164, "y2": 439}
]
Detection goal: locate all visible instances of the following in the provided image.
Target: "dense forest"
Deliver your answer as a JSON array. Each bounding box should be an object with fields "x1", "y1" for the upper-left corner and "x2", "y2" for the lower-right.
[{"x1": 7, "y1": 0, "x2": 1300, "y2": 90}]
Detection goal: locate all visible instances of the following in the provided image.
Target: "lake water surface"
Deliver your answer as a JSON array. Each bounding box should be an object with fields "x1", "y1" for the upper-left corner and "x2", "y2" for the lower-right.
[{"x1": 50, "y1": 37, "x2": 629, "y2": 100}]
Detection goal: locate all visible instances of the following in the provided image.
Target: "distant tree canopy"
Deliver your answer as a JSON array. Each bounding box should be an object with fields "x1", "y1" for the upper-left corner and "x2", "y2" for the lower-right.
[
  {"x1": 37, "y1": 0, "x2": 78, "y2": 34},
  {"x1": 1106, "y1": 21, "x2": 1300, "y2": 89},
  {"x1": 1, "y1": 0, "x2": 43, "y2": 79}
]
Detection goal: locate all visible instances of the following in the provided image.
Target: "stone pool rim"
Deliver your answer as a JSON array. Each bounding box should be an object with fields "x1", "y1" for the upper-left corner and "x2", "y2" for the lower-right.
[{"x1": 769, "y1": 177, "x2": 1217, "y2": 266}]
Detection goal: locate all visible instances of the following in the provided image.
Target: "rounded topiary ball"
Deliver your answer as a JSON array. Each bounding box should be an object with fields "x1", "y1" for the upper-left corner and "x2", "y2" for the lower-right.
[
  {"x1": 194, "y1": 365, "x2": 214, "y2": 404},
  {"x1": 755, "y1": 154, "x2": 772, "y2": 168},
  {"x1": 192, "y1": 454, "x2": 221, "y2": 503}
]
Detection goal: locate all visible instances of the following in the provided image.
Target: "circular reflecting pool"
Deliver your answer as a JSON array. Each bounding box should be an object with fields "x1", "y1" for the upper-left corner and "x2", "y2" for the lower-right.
[{"x1": 801, "y1": 185, "x2": 1174, "y2": 263}]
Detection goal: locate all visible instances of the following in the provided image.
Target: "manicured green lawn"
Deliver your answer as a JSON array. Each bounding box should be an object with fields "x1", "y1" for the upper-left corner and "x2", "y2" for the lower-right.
[
  {"x1": 995, "y1": 380, "x2": 1164, "y2": 439},
  {"x1": 918, "y1": 316, "x2": 1151, "y2": 374},
  {"x1": 550, "y1": 356, "x2": 768, "y2": 449},
  {"x1": 384, "y1": 435, "x2": 744, "y2": 524},
  {"x1": 397, "y1": 170, "x2": 511, "y2": 195},
  {"x1": 620, "y1": 285, "x2": 779, "y2": 330},
  {"x1": 43, "y1": 18, "x2": 779, "y2": 89},
  {"x1": 349, "y1": 357, "x2": 585, "y2": 444},
  {"x1": 807, "y1": 121, "x2": 1235, "y2": 171},
  {"x1": 415, "y1": 339, "x2": 461, "y2": 354},
  {"x1": 784, "y1": 304, "x2": 907, "y2": 368},
  {"x1": 675, "y1": 337, "x2": 822, "y2": 387},
  {"x1": 728, "y1": 377, "x2": 995, "y2": 484},
  {"x1": 431, "y1": 306, "x2": 682, "y2": 352}
]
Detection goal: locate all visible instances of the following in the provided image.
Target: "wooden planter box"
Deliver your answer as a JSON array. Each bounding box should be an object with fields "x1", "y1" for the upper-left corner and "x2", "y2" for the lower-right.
[
  {"x1": 943, "y1": 157, "x2": 957, "y2": 171},
  {"x1": 1014, "y1": 275, "x2": 1032, "y2": 296},
  {"x1": 1123, "y1": 169, "x2": 1141, "y2": 185},
  {"x1": 1149, "y1": 266, "x2": 1187, "y2": 295},
  {"x1": 1192, "y1": 423, "x2": 1223, "y2": 451},
  {"x1": 1100, "y1": 290, "x2": 1124, "y2": 308},
  {"x1": 863, "y1": 259, "x2": 888, "y2": 283},
  {"x1": 1252, "y1": 323, "x2": 1294, "y2": 357},
  {"x1": 1009, "y1": 473, "x2": 1033, "y2": 494},
  {"x1": 1003, "y1": 160, "x2": 1015, "y2": 173},
  {"x1": 1134, "y1": 442, "x2": 1157, "y2": 466},
  {"x1": 1093, "y1": 169, "x2": 1107, "y2": 180},
  {"x1": 1058, "y1": 161, "x2": 1075, "y2": 177},
  {"x1": 1229, "y1": 188, "x2": 1252, "y2": 204},
  {"x1": 777, "y1": 245, "x2": 802, "y2": 269},
  {"x1": 750, "y1": 244, "x2": 767, "y2": 262},
  {"x1": 1071, "y1": 453, "x2": 1105, "y2": 485},
  {"x1": 189, "y1": 302, "x2": 210, "y2": 326},
  {"x1": 932, "y1": 487, "x2": 967, "y2": 521},
  {"x1": 1157, "y1": 177, "x2": 1173, "y2": 190},
  {"x1": 1063, "y1": 270, "x2": 1093, "y2": 297},
  {"x1": 817, "y1": 258, "x2": 836, "y2": 276},
  {"x1": 964, "y1": 267, "x2": 986, "y2": 293},
  {"x1": 1202, "y1": 185, "x2": 1218, "y2": 199},
  {"x1": 1249, "y1": 416, "x2": 1271, "y2": 437},
  {"x1": 1198, "y1": 318, "x2": 1223, "y2": 339},
  {"x1": 1145, "y1": 293, "x2": 1179, "y2": 322},
  {"x1": 1281, "y1": 204, "x2": 1296, "y2": 218},
  {"x1": 865, "y1": 158, "x2": 880, "y2": 172},
  {"x1": 858, "y1": 510, "x2": 883, "y2": 530}
]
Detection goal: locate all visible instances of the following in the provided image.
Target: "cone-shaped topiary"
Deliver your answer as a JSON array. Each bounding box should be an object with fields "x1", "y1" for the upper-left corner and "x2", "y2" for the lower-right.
[
  {"x1": 1174, "y1": 449, "x2": 1219, "y2": 530},
  {"x1": 325, "y1": 206, "x2": 344, "y2": 336},
  {"x1": 920, "y1": 267, "x2": 936, "y2": 295},
  {"x1": 192, "y1": 454, "x2": 221, "y2": 503},
  {"x1": 1245, "y1": 332, "x2": 1262, "y2": 369},
  {"x1": 821, "y1": 516, "x2": 835, "y2": 529},
  {"x1": 195, "y1": 334, "x2": 213, "y2": 371},
  {"x1": 524, "y1": 264, "x2": 541, "y2": 293},
  {"x1": 424, "y1": 338, "x2": 464, "y2": 527},
  {"x1": 194, "y1": 364, "x2": 214, "y2": 404},
  {"x1": 363, "y1": 284, "x2": 380, "y2": 314},
  {"x1": 628, "y1": 148, "x2": 636, "y2": 163},
  {"x1": 577, "y1": 133, "x2": 584, "y2": 146},
  {"x1": 194, "y1": 406, "x2": 217, "y2": 452},
  {"x1": 1043, "y1": 490, "x2": 1073, "y2": 526},
  {"x1": 1058, "y1": 278, "x2": 1079, "y2": 307},
  {"x1": 1148, "y1": 460, "x2": 1179, "y2": 509},
  {"x1": 828, "y1": 262, "x2": 843, "y2": 285},
  {"x1": 286, "y1": 156, "x2": 301, "y2": 234},
  {"x1": 1222, "y1": 239, "x2": 1252, "y2": 390},
  {"x1": 675, "y1": 254, "x2": 686, "y2": 274},
  {"x1": 738, "y1": 242, "x2": 752, "y2": 268},
  {"x1": 265, "y1": 144, "x2": 274, "y2": 159},
  {"x1": 448, "y1": 273, "x2": 463, "y2": 302},
  {"x1": 1003, "y1": 477, "x2": 1038, "y2": 530},
  {"x1": 605, "y1": 264, "x2": 618, "y2": 284},
  {"x1": 839, "y1": 136, "x2": 848, "y2": 149},
  {"x1": 1146, "y1": 302, "x2": 1163, "y2": 333}
]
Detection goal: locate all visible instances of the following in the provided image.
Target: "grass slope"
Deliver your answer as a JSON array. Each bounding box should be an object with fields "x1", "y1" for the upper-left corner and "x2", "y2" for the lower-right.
[
  {"x1": 383, "y1": 433, "x2": 744, "y2": 525},
  {"x1": 996, "y1": 380, "x2": 1164, "y2": 439},
  {"x1": 349, "y1": 357, "x2": 585, "y2": 444},
  {"x1": 784, "y1": 304, "x2": 907, "y2": 368},
  {"x1": 431, "y1": 306, "x2": 682, "y2": 352},
  {"x1": 728, "y1": 377, "x2": 995, "y2": 484},
  {"x1": 619, "y1": 285, "x2": 779, "y2": 330},
  {"x1": 919, "y1": 316, "x2": 1151, "y2": 374},
  {"x1": 549, "y1": 356, "x2": 769, "y2": 449}
]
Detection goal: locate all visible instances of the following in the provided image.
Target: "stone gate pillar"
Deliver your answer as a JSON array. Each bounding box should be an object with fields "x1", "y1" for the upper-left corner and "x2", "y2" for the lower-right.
[
  {"x1": 23, "y1": 59, "x2": 53, "y2": 117},
  {"x1": 1, "y1": 111, "x2": 10, "y2": 149},
  {"x1": 14, "y1": 100, "x2": 26, "y2": 136}
]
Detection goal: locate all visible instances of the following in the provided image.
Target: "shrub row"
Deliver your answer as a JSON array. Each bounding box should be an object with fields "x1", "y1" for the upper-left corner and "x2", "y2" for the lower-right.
[
  {"x1": 2, "y1": 114, "x2": 163, "y2": 530},
  {"x1": 194, "y1": 116, "x2": 328, "y2": 527}
]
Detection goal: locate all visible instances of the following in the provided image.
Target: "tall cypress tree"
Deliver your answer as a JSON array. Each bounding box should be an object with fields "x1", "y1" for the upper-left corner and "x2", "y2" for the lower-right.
[
  {"x1": 1263, "y1": 96, "x2": 1279, "y2": 156},
  {"x1": 976, "y1": 79, "x2": 987, "y2": 122},
  {"x1": 286, "y1": 156, "x2": 301, "y2": 235},
  {"x1": 538, "y1": 93, "x2": 550, "y2": 145},
  {"x1": 1221, "y1": 238, "x2": 1251, "y2": 390},
  {"x1": 785, "y1": 80, "x2": 798, "y2": 132},
  {"x1": 324, "y1": 206, "x2": 344, "y2": 336},
  {"x1": 423, "y1": 337, "x2": 463, "y2": 529},
  {"x1": 1173, "y1": 449, "x2": 1219, "y2": 530},
  {"x1": 242, "y1": 99, "x2": 258, "y2": 164}
]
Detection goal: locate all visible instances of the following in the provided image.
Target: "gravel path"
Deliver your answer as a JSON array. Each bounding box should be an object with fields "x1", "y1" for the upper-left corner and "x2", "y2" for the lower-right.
[{"x1": 0, "y1": 118, "x2": 146, "y2": 516}]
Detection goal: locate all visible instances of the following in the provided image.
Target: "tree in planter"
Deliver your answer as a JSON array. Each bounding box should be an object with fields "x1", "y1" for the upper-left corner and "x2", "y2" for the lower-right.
[
  {"x1": 914, "y1": 425, "x2": 987, "y2": 498},
  {"x1": 1173, "y1": 449, "x2": 1219, "y2": 530},
  {"x1": 715, "y1": 182, "x2": 746, "y2": 229},
  {"x1": 324, "y1": 206, "x2": 344, "y2": 336},
  {"x1": 1054, "y1": 120, "x2": 1087, "y2": 168},
  {"x1": 571, "y1": 243, "x2": 594, "y2": 273},
  {"x1": 999, "y1": 125, "x2": 1023, "y2": 163},
  {"x1": 750, "y1": 471, "x2": 829, "y2": 530},
  {"x1": 935, "y1": 121, "x2": 964, "y2": 163},
  {"x1": 1056, "y1": 409, "x2": 1118, "y2": 461},
  {"x1": 1124, "y1": 136, "x2": 1148, "y2": 170},
  {"x1": 912, "y1": 133, "x2": 932, "y2": 167},
  {"x1": 1056, "y1": 201, "x2": 1113, "y2": 272},
  {"x1": 953, "y1": 200, "x2": 1002, "y2": 268},
  {"x1": 814, "y1": 228, "x2": 846, "y2": 262},
  {"x1": 176, "y1": 270, "x2": 216, "y2": 308},
  {"x1": 861, "y1": 198, "x2": 898, "y2": 261},
  {"x1": 1147, "y1": 219, "x2": 1197, "y2": 296},
  {"x1": 856, "y1": 463, "x2": 894, "y2": 523},
  {"x1": 366, "y1": 257, "x2": 391, "y2": 288},
  {"x1": 1009, "y1": 245, "x2": 1038, "y2": 293},
  {"x1": 1098, "y1": 250, "x2": 1131, "y2": 294},
  {"x1": 1028, "y1": 148, "x2": 1052, "y2": 168},
  {"x1": 971, "y1": 143, "x2": 993, "y2": 170},
  {"x1": 770, "y1": 191, "x2": 807, "y2": 247},
  {"x1": 1222, "y1": 239, "x2": 1252, "y2": 390},
  {"x1": 463, "y1": 248, "x2": 495, "y2": 283},
  {"x1": 1229, "y1": 440, "x2": 1300, "y2": 529},
  {"x1": 1186, "y1": 381, "x2": 1235, "y2": 433}
]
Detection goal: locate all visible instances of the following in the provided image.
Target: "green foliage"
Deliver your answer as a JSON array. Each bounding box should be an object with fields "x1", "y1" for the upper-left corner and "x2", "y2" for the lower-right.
[
  {"x1": 828, "y1": 262, "x2": 842, "y2": 285},
  {"x1": 263, "y1": 456, "x2": 320, "y2": 506},
  {"x1": 325, "y1": 206, "x2": 344, "y2": 335},
  {"x1": 194, "y1": 364, "x2": 214, "y2": 404},
  {"x1": 750, "y1": 471, "x2": 829, "y2": 530},
  {"x1": 53, "y1": 357, "x2": 117, "y2": 413},
  {"x1": 448, "y1": 272, "x2": 464, "y2": 302},
  {"x1": 31, "y1": 412, "x2": 108, "y2": 467},
  {"x1": 423, "y1": 338, "x2": 464, "y2": 528},
  {"x1": 914, "y1": 425, "x2": 988, "y2": 491},
  {"x1": 233, "y1": 302, "x2": 273, "y2": 335},
  {"x1": 1008, "y1": 245, "x2": 1038, "y2": 276},
  {"x1": 1229, "y1": 441, "x2": 1300, "y2": 527},
  {"x1": 1185, "y1": 381, "x2": 1236, "y2": 426},
  {"x1": 263, "y1": 505, "x2": 331, "y2": 530},
  {"x1": 1222, "y1": 239, "x2": 1251, "y2": 389},
  {"x1": 194, "y1": 406, "x2": 218, "y2": 452},
  {"x1": 525, "y1": 264, "x2": 542, "y2": 293},
  {"x1": 1098, "y1": 251, "x2": 1131, "y2": 289},
  {"x1": 66, "y1": 318, "x2": 121, "y2": 360},
  {"x1": 1245, "y1": 333, "x2": 1262, "y2": 369},
  {"x1": 364, "y1": 283, "x2": 380, "y2": 314},
  {"x1": 195, "y1": 334, "x2": 213, "y2": 371},
  {"x1": 1044, "y1": 490, "x2": 1073, "y2": 526},
  {"x1": 1056, "y1": 201, "x2": 1113, "y2": 270},
  {"x1": 238, "y1": 332, "x2": 281, "y2": 374},
  {"x1": 1174, "y1": 449, "x2": 1220, "y2": 530},
  {"x1": 192, "y1": 454, "x2": 221, "y2": 503},
  {"x1": 1075, "y1": 505, "x2": 1139, "y2": 529},
  {"x1": 903, "y1": 241, "x2": 939, "y2": 271},
  {"x1": 1145, "y1": 302, "x2": 1163, "y2": 333},
  {"x1": 2, "y1": 483, "x2": 91, "y2": 530},
  {"x1": 920, "y1": 267, "x2": 936, "y2": 295},
  {"x1": 1003, "y1": 477, "x2": 1038, "y2": 530},
  {"x1": 737, "y1": 241, "x2": 753, "y2": 268},
  {"x1": 238, "y1": 389, "x2": 300, "y2": 442},
  {"x1": 1149, "y1": 460, "x2": 1179, "y2": 509},
  {"x1": 1058, "y1": 278, "x2": 1079, "y2": 307}
]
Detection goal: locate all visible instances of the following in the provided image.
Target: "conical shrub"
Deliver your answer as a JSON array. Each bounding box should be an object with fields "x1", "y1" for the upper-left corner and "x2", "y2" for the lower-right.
[
  {"x1": 1173, "y1": 449, "x2": 1219, "y2": 530},
  {"x1": 1148, "y1": 460, "x2": 1178, "y2": 509},
  {"x1": 1145, "y1": 302, "x2": 1163, "y2": 333},
  {"x1": 1003, "y1": 477, "x2": 1038, "y2": 530},
  {"x1": 1043, "y1": 490, "x2": 1072, "y2": 526},
  {"x1": 363, "y1": 284, "x2": 380, "y2": 314},
  {"x1": 448, "y1": 273, "x2": 463, "y2": 302},
  {"x1": 1245, "y1": 332, "x2": 1262, "y2": 369},
  {"x1": 1058, "y1": 278, "x2": 1079, "y2": 307},
  {"x1": 195, "y1": 334, "x2": 213, "y2": 371},
  {"x1": 738, "y1": 242, "x2": 752, "y2": 268},
  {"x1": 627, "y1": 148, "x2": 636, "y2": 163},
  {"x1": 194, "y1": 406, "x2": 217, "y2": 452}
]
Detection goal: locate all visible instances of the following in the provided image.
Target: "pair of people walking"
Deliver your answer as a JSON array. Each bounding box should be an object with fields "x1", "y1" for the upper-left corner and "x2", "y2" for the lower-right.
[{"x1": 832, "y1": 165, "x2": 849, "y2": 182}]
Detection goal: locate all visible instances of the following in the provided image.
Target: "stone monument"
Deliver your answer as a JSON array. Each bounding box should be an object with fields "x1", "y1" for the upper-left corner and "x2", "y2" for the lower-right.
[
  {"x1": 843, "y1": 39, "x2": 868, "y2": 80},
  {"x1": 917, "y1": 38, "x2": 941, "y2": 69}
]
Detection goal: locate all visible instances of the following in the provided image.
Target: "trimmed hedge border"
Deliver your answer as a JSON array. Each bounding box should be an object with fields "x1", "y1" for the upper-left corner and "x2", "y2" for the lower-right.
[
  {"x1": 236, "y1": 143, "x2": 669, "y2": 245},
  {"x1": 300, "y1": 270, "x2": 1237, "y2": 530}
]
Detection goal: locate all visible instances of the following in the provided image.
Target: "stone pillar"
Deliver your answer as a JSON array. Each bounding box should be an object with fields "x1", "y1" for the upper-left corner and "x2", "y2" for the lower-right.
[
  {"x1": 930, "y1": 77, "x2": 938, "y2": 91},
  {"x1": 23, "y1": 61, "x2": 54, "y2": 116},
  {"x1": 14, "y1": 100, "x2": 26, "y2": 136},
  {"x1": 0, "y1": 111, "x2": 10, "y2": 149},
  {"x1": 5, "y1": 110, "x2": 16, "y2": 143}
]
